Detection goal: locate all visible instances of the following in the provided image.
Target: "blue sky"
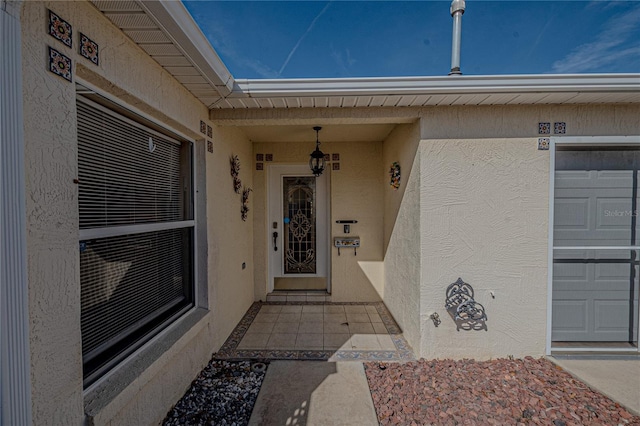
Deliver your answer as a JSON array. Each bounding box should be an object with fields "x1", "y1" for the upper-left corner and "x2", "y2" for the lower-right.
[{"x1": 183, "y1": 1, "x2": 640, "y2": 79}]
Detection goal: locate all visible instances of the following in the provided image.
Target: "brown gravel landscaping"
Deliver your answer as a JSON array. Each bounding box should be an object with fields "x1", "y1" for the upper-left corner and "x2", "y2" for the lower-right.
[{"x1": 364, "y1": 357, "x2": 640, "y2": 425}]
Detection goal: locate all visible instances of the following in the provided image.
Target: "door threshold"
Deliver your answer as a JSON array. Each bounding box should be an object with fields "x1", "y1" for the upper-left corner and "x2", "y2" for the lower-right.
[
  {"x1": 551, "y1": 340, "x2": 638, "y2": 355},
  {"x1": 551, "y1": 352, "x2": 640, "y2": 360},
  {"x1": 266, "y1": 291, "x2": 331, "y2": 303}
]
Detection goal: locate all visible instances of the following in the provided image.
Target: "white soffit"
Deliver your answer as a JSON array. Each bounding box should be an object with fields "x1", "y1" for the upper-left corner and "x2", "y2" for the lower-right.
[
  {"x1": 215, "y1": 74, "x2": 640, "y2": 109},
  {"x1": 90, "y1": 1, "x2": 639, "y2": 111},
  {"x1": 90, "y1": 0, "x2": 233, "y2": 108}
]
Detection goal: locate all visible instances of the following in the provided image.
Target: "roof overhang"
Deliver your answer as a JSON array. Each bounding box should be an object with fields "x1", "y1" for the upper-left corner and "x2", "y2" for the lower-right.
[
  {"x1": 91, "y1": 0, "x2": 233, "y2": 107},
  {"x1": 215, "y1": 74, "x2": 640, "y2": 109},
  {"x1": 92, "y1": 1, "x2": 639, "y2": 111}
]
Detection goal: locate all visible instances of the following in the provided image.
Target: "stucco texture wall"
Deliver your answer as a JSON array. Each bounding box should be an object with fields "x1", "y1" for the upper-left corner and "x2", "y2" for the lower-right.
[
  {"x1": 419, "y1": 138, "x2": 549, "y2": 359},
  {"x1": 206, "y1": 126, "x2": 255, "y2": 349},
  {"x1": 381, "y1": 122, "x2": 422, "y2": 355},
  {"x1": 416, "y1": 104, "x2": 640, "y2": 360},
  {"x1": 20, "y1": 1, "x2": 253, "y2": 424},
  {"x1": 252, "y1": 141, "x2": 383, "y2": 302}
]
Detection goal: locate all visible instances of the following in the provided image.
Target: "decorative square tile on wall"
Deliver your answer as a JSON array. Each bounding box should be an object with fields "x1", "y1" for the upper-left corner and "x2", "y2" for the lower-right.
[
  {"x1": 79, "y1": 33, "x2": 99, "y2": 65},
  {"x1": 265, "y1": 154, "x2": 273, "y2": 162},
  {"x1": 333, "y1": 163, "x2": 340, "y2": 171},
  {"x1": 554, "y1": 122, "x2": 566, "y2": 134},
  {"x1": 538, "y1": 138, "x2": 550, "y2": 151},
  {"x1": 323, "y1": 154, "x2": 330, "y2": 162},
  {"x1": 256, "y1": 163, "x2": 264, "y2": 171},
  {"x1": 48, "y1": 10, "x2": 72, "y2": 47},
  {"x1": 207, "y1": 140, "x2": 213, "y2": 153},
  {"x1": 332, "y1": 153, "x2": 340, "y2": 161},
  {"x1": 256, "y1": 154, "x2": 264, "y2": 161},
  {"x1": 538, "y1": 122, "x2": 550, "y2": 134},
  {"x1": 207, "y1": 125, "x2": 213, "y2": 138},
  {"x1": 200, "y1": 120, "x2": 206, "y2": 134},
  {"x1": 48, "y1": 47, "x2": 72, "y2": 82}
]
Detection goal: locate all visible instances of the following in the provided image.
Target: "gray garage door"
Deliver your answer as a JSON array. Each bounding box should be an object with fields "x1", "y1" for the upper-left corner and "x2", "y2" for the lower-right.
[{"x1": 553, "y1": 148, "x2": 639, "y2": 343}]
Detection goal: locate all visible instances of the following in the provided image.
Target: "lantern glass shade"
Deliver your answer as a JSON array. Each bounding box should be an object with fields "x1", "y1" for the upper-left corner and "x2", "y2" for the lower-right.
[
  {"x1": 309, "y1": 146, "x2": 325, "y2": 176},
  {"x1": 309, "y1": 126, "x2": 325, "y2": 176}
]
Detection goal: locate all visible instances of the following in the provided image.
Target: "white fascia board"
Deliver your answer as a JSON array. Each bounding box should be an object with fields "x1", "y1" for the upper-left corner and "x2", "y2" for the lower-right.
[
  {"x1": 232, "y1": 74, "x2": 640, "y2": 98},
  {"x1": 139, "y1": 0, "x2": 234, "y2": 96}
]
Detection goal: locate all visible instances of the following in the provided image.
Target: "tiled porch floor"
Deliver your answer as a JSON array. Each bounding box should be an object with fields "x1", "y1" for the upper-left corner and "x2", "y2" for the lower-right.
[{"x1": 216, "y1": 302, "x2": 414, "y2": 361}]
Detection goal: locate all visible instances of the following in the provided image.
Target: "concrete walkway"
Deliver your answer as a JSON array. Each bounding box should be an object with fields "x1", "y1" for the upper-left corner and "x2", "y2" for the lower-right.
[
  {"x1": 550, "y1": 356, "x2": 640, "y2": 416},
  {"x1": 248, "y1": 361, "x2": 378, "y2": 426}
]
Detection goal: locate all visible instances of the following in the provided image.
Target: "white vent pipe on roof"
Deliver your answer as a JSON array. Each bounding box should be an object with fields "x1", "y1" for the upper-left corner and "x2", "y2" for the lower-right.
[{"x1": 449, "y1": 0, "x2": 465, "y2": 75}]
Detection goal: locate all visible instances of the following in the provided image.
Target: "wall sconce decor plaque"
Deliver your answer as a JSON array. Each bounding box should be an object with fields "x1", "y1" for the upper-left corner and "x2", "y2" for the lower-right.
[
  {"x1": 389, "y1": 162, "x2": 401, "y2": 190},
  {"x1": 444, "y1": 277, "x2": 487, "y2": 331}
]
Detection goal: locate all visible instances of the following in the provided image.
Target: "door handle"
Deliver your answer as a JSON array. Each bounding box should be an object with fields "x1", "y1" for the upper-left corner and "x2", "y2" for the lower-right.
[{"x1": 272, "y1": 231, "x2": 278, "y2": 251}]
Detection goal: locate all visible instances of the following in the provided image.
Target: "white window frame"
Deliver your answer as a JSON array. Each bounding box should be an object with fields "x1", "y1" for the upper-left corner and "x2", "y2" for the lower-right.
[
  {"x1": 76, "y1": 78, "x2": 200, "y2": 390},
  {"x1": 546, "y1": 135, "x2": 640, "y2": 355}
]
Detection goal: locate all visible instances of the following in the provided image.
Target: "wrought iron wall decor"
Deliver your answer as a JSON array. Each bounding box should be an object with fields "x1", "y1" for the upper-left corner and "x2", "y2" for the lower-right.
[
  {"x1": 444, "y1": 277, "x2": 487, "y2": 331},
  {"x1": 229, "y1": 155, "x2": 252, "y2": 221},
  {"x1": 229, "y1": 155, "x2": 241, "y2": 194},
  {"x1": 241, "y1": 187, "x2": 252, "y2": 222},
  {"x1": 389, "y1": 162, "x2": 401, "y2": 190}
]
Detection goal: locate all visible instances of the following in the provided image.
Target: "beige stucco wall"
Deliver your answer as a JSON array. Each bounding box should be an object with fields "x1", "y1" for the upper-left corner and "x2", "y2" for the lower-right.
[
  {"x1": 419, "y1": 104, "x2": 640, "y2": 139},
  {"x1": 416, "y1": 104, "x2": 640, "y2": 360},
  {"x1": 382, "y1": 122, "x2": 421, "y2": 252},
  {"x1": 252, "y1": 141, "x2": 383, "y2": 302},
  {"x1": 381, "y1": 122, "x2": 422, "y2": 354},
  {"x1": 20, "y1": 1, "x2": 254, "y2": 424},
  {"x1": 419, "y1": 137, "x2": 549, "y2": 359},
  {"x1": 207, "y1": 126, "x2": 255, "y2": 348}
]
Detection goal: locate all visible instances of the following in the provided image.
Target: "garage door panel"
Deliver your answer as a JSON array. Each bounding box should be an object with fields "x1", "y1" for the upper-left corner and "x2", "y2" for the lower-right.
[
  {"x1": 555, "y1": 170, "x2": 635, "y2": 189},
  {"x1": 595, "y1": 262, "x2": 634, "y2": 281},
  {"x1": 553, "y1": 262, "x2": 588, "y2": 284},
  {"x1": 596, "y1": 198, "x2": 637, "y2": 231},
  {"x1": 594, "y1": 299, "x2": 634, "y2": 330},
  {"x1": 552, "y1": 300, "x2": 588, "y2": 332},
  {"x1": 594, "y1": 299, "x2": 638, "y2": 341},
  {"x1": 553, "y1": 148, "x2": 639, "y2": 343},
  {"x1": 554, "y1": 198, "x2": 590, "y2": 230}
]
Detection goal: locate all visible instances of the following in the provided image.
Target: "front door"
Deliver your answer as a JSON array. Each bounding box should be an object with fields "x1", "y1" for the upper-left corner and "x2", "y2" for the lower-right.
[
  {"x1": 268, "y1": 165, "x2": 328, "y2": 292},
  {"x1": 552, "y1": 147, "x2": 640, "y2": 344}
]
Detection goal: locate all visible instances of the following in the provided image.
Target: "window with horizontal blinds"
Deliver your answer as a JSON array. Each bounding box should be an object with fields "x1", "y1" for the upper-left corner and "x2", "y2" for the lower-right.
[
  {"x1": 77, "y1": 97, "x2": 194, "y2": 386},
  {"x1": 77, "y1": 101, "x2": 190, "y2": 228}
]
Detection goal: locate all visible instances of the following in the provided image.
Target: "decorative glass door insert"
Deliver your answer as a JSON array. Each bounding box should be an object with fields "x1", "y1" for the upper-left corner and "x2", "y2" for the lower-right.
[{"x1": 283, "y1": 176, "x2": 316, "y2": 274}]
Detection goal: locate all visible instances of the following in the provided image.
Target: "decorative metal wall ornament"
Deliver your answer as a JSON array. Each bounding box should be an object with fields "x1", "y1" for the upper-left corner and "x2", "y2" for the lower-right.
[
  {"x1": 229, "y1": 155, "x2": 241, "y2": 193},
  {"x1": 241, "y1": 187, "x2": 252, "y2": 221},
  {"x1": 389, "y1": 162, "x2": 401, "y2": 190},
  {"x1": 309, "y1": 126, "x2": 326, "y2": 177},
  {"x1": 444, "y1": 277, "x2": 487, "y2": 331}
]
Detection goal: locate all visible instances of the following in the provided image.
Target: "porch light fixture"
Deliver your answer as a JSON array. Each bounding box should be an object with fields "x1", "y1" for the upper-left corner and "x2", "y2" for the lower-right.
[{"x1": 309, "y1": 126, "x2": 326, "y2": 177}]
